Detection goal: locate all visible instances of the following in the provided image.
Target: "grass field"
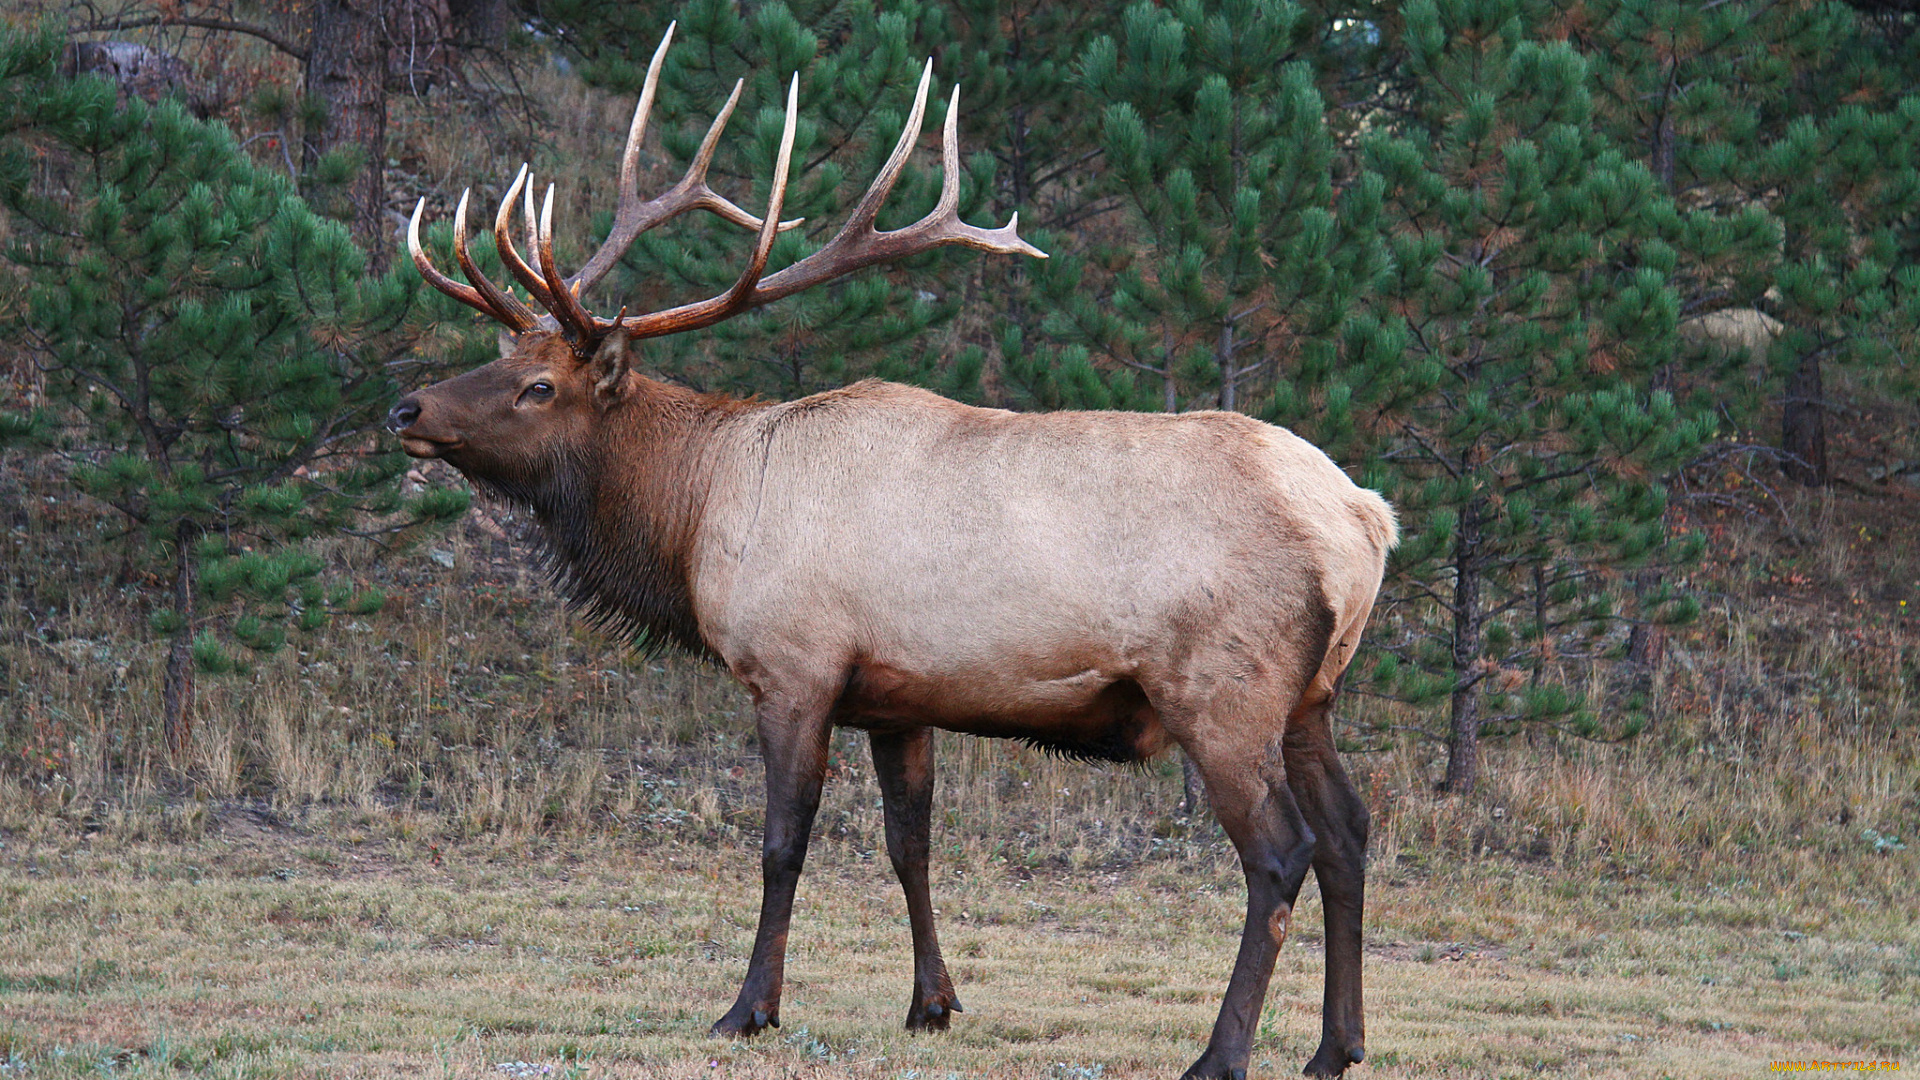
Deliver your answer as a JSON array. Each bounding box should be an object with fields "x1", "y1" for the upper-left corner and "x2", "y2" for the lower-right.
[{"x1": 1, "y1": 814, "x2": 1915, "y2": 1080}]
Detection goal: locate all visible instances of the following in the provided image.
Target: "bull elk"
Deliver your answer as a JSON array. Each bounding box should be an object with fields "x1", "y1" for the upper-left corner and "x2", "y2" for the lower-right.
[{"x1": 388, "y1": 25, "x2": 1394, "y2": 1080}]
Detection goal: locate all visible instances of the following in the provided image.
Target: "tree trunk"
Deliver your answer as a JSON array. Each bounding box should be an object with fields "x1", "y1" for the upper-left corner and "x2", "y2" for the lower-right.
[
  {"x1": 1626, "y1": 570, "x2": 1666, "y2": 669},
  {"x1": 162, "y1": 525, "x2": 197, "y2": 765},
  {"x1": 1180, "y1": 753, "x2": 1206, "y2": 817},
  {"x1": 162, "y1": 632, "x2": 195, "y2": 765},
  {"x1": 1217, "y1": 321, "x2": 1237, "y2": 413},
  {"x1": 1442, "y1": 502, "x2": 1485, "y2": 794},
  {"x1": 1625, "y1": 622, "x2": 1664, "y2": 668},
  {"x1": 1781, "y1": 351, "x2": 1827, "y2": 486},
  {"x1": 305, "y1": 0, "x2": 390, "y2": 268},
  {"x1": 446, "y1": 0, "x2": 509, "y2": 47},
  {"x1": 1649, "y1": 108, "x2": 1676, "y2": 193}
]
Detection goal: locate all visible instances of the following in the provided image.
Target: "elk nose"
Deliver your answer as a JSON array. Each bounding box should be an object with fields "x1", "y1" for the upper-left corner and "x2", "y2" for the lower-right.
[{"x1": 387, "y1": 397, "x2": 422, "y2": 433}]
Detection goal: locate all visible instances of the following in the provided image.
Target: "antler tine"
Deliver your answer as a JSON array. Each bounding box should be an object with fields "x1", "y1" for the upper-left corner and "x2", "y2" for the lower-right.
[
  {"x1": 566, "y1": 53, "x2": 804, "y2": 296},
  {"x1": 924, "y1": 84, "x2": 1047, "y2": 258},
  {"x1": 622, "y1": 74, "x2": 801, "y2": 340},
  {"x1": 676, "y1": 80, "x2": 805, "y2": 234},
  {"x1": 728, "y1": 74, "x2": 801, "y2": 304},
  {"x1": 934, "y1": 82, "x2": 963, "y2": 218},
  {"x1": 523, "y1": 176, "x2": 540, "y2": 276},
  {"x1": 408, "y1": 197, "x2": 495, "y2": 321},
  {"x1": 537, "y1": 184, "x2": 601, "y2": 342},
  {"x1": 447, "y1": 187, "x2": 543, "y2": 333},
  {"x1": 838, "y1": 59, "x2": 934, "y2": 242},
  {"x1": 615, "y1": 21, "x2": 676, "y2": 210},
  {"x1": 492, "y1": 164, "x2": 557, "y2": 313}
]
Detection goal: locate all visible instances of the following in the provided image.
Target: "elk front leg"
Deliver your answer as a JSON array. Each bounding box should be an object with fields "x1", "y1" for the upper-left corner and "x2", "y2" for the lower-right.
[
  {"x1": 711, "y1": 689, "x2": 833, "y2": 1038},
  {"x1": 870, "y1": 728, "x2": 962, "y2": 1031},
  {"x1": 1285, "y1": 692, "x2": 1368, "y2": 1078}
]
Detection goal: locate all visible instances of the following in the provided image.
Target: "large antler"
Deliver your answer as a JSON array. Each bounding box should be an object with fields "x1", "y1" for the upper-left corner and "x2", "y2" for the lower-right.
[
  {"x1": 411, "y1": 25, "x2": 1046, "y2": 352},
  {"x1": 615, "y1": 62, "x2": 1046, "y2": 343}
]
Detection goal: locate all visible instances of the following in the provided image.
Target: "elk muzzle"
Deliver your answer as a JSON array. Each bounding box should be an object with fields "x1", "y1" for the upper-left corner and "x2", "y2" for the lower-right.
[{"x1": 387, "y1": 393, "x2": 460, "y2": 458}]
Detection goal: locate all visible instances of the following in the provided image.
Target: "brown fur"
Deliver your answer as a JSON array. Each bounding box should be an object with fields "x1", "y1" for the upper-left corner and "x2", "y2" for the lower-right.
[{"x1": 389, "y1": 328, "x2": 1396, "y2": 1079}]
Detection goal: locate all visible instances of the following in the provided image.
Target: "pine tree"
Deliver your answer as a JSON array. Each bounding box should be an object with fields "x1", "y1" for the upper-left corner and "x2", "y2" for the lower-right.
[
  {"x1": 1742, "y1": 8, "x2": 1920, "y2": 487},
  {"x1": 0, "y1": 28, "x2": 472, "y2": 763},
  {"x1": 1045, "y1": 0, "x2": 1387, "y2": 416},
  {"x1": 1338, "y1": 0, "x2": 1709, "y2": 793},
  {"x1": 936, "y1": 0, "x2": 1122, "y2": 235},
  {"x1": 69, "y1": 0, "x2": 443, "y2": 267},
  {"x1": 910, "y1": 0, "x2": 1125, "y2": 405},
  {"x1": 1552, "y1": 0, "x2": 1920, "y2": 486}
]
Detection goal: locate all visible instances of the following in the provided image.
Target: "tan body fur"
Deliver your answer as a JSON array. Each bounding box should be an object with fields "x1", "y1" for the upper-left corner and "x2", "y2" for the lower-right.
[{"x1": 692, "y1": 381, "x2": 1392, "y2": 760}]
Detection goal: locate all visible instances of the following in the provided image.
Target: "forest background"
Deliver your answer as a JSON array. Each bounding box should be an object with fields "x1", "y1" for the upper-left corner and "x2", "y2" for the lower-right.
[{"x1": 0, "y1": 0, "x2": 1915, "y2": 1077}]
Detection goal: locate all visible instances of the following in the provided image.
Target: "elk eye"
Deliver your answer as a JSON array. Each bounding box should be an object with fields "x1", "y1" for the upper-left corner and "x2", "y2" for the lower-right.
[{"x1": 522, "y1": 381, "x2": 555, "y2": 403}]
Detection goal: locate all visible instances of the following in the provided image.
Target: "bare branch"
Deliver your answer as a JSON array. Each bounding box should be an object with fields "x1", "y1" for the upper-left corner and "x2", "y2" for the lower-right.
[{"x1": 74, "y1": 14, "x2": 308, "y2": 61}]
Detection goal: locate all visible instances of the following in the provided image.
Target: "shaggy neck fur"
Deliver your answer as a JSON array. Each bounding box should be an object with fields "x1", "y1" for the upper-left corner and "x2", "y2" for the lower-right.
[{"x1": 484, "y1": 375, "x2": 761, "y2": 657}]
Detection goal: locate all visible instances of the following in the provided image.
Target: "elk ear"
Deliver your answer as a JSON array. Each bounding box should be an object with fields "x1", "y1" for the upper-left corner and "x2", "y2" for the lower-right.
[{"x1": 588, "y1": 328, "x2": 632, "y2": 403}]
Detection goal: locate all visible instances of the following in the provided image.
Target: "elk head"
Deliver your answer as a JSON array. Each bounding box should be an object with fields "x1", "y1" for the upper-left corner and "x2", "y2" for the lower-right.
[{"x1": 387, "y1": 22, "x2": 1045, "y2": 493}]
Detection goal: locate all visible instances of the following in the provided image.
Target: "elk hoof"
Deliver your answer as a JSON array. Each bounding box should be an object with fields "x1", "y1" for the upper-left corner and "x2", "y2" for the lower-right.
[
  {"x1": 1167, "y1": 1045, "x2": 1244, "y2": 1068},
  {"x1": 1178, "y1": 1054, "x2": 1247, "y2": 1080},
  {"x1": 1303, "y1": 1040, "x2": 1363, "y2": 1076},
  {"x1": 905, "y1": 989, "x2": 963, "y2": 1032},
  {"x1": 709, "y1": 1003, "x2": 779, "y2": 1038}
]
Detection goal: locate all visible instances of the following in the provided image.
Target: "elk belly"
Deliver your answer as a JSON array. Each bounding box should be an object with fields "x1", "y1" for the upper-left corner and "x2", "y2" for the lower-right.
[{"x1": 833, "y1": 662, "x2": 1173, "y2": 764}]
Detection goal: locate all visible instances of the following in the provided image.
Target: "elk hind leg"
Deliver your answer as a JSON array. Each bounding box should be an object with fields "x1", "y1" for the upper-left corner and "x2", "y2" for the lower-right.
[
  {"x1": 1285, "y1": 678, "x2": 1368, "y2": 1077},
  {"x1": 870, "y1": 728, "x2": 962, "y2": 1031},
  {"x1": 1179, "y1": 732, "x2": 1318, "y2": 1080}
]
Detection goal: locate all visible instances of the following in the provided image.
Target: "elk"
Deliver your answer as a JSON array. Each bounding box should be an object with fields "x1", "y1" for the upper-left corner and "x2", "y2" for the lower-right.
[{"x1": 388, "y1": 26, "x2": 1394, "y2": 1080}]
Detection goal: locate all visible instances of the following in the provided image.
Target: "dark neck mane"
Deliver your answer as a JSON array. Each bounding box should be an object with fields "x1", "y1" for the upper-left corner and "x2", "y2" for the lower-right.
[{"x1": 494, "y1": 377, "x2": 757, "y2": 658}]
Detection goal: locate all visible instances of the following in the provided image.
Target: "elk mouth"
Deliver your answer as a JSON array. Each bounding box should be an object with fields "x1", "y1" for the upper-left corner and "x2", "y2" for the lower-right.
[{"x1": 398, "y1": 434, "x2": 462, "y2": 459}]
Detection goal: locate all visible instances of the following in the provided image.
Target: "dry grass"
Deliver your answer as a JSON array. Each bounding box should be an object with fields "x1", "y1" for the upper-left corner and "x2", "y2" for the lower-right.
[
  {"x1": 0, "y1": 825, "x2": 1913, "y2": 1079},
  {"x1": 5, "y1": 453, "x2": 1915, "y2": 876}
]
